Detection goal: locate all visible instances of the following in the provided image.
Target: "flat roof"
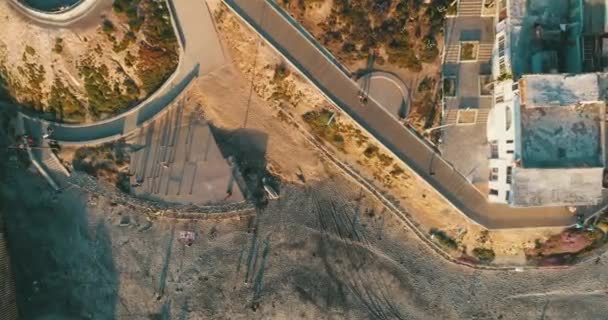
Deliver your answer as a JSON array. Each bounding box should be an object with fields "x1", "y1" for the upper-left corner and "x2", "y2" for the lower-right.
[
  {"x1": 520, "y1": 102, "x2": 604, "y2": 168},
  {"x1": 512, "y1": 167, "x2": 604, "y2": 207},
  {"x1": 520, "y1": 74, "x2": 600, "y2": 108}
]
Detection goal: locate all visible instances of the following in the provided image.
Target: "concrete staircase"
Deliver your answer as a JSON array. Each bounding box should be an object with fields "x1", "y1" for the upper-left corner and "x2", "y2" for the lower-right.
[
  {"x1": 443, "y1": 109, "x2": 459, "y2": 125},
  {"x1": 477, "y1": 43, "x2": 493, "y2": 62},
  {"x1": 476, "y1": 108, "x2": 490, "y2": 124},
  {"x1": 583, "y1": 37, "x2": 595, "y2": 71},
  {"x1": 445, "y1": 45, "x2": 460, "y2": 63},
  {"x1": 40, "y1": 148, "x2": 70, "y2": 187},
  {"x1": 458, "y1": 0, "x2": 483, "y2": 16}
]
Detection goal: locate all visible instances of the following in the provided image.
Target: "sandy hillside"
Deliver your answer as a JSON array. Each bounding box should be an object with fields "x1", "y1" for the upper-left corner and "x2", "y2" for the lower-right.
[{"x1": 0, "y1": 0, "x2": 178, "y2": 123}]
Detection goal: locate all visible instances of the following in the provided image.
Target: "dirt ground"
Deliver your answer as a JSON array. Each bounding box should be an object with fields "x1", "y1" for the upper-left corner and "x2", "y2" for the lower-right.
[{"x1": 3, "y1": 138, "x2": 608, "y2": 319}]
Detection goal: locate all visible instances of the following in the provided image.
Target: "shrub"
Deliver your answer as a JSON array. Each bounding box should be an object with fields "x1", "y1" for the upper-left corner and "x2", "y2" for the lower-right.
[
  {"x1": 419, "y1": 35, "x2": 439, "y2": 63},
  {"x1": 390, "y1": 165, "x2": 404, "y2": 177},
  {"x1": 363, "y1": 145, "x2": 378, "y2": 158},
  {"x1": 53, "y1": 38, "x2": 64, "y2": 54},
  {"x1": 417, "y1": 76, "x2": 435, "y2": 93},
  {"x1": 377, "y1": 153, "x2": 393, "y2": 166},
  {"x1": 102, "y1": 19, "x2": 115, "y2": 33},
  {"x1": 24, "y1": 45, "x2": 36, "y2": 56},
  {"x1": 333, "y1": 133, "x2": 344, "y2": 144},
  {"x1": 430, "y1": 228, "x2": 458, "y2": 250},
  {"x1": 472, "y1": 247, "x2": 496, "y2": 264},
  {"x1": 113, "y1": 0, "x2": 138, "y2": 13},
  {"x1": 273, "y1": 63, "x2": 290, "y2": 82}
]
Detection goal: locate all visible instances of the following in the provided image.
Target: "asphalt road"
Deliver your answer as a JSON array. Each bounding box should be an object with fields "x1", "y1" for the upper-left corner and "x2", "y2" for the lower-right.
[{"x1": 222, "y1": 0, "x2": 599, "y2": 229}]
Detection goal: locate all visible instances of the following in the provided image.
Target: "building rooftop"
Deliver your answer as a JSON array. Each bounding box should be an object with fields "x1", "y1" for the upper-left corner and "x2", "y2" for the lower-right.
[
  {"x1": 519, "y1": 103, "x2": 604, "y2": 168},
  {"x1": 513, "y1": 74, "x2": 606, "y2": 206},
  {"x1": 512, "y1": 167, "x2": 604, "y2": 206},
  {"x1": 520, "y1": 73, "x2": 600, "y2": 108}
]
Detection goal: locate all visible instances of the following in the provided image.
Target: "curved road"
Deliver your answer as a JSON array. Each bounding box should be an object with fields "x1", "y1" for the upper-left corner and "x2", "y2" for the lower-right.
[
  {"x1": 220, "y1": 0, "x2": 607, "y2": 229},
  {"x1": 19, "y1": 0, "x2": 225, "y2": 145},
  {"x1": 14, "y1": 0, "x2": 602, "y2": 228}
]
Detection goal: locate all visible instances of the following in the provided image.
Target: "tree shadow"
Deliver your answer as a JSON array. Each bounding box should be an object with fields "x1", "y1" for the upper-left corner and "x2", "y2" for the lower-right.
[{"x1": 0, "y1": 170, "x2": 119, "y2": 319}]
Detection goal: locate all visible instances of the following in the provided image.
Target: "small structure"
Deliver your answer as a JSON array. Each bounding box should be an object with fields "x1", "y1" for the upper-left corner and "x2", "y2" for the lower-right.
[{"x1": 178, "y1": 231, "x2": 196, "y2": 246}]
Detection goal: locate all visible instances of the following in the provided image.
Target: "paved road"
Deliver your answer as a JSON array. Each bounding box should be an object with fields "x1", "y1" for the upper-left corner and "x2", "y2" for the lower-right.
[
  {"x1": 20, "y1": 0, "x2": 224, "y2": 145},
  {"x1": 222, "y1": 0, "x2": 603, "y2": 228}
]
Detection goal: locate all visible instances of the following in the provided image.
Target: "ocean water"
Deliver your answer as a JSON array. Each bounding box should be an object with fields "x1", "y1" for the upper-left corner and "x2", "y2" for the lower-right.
[{"x1": 22, "y1": 0, "x2": 80, "y2": 12}]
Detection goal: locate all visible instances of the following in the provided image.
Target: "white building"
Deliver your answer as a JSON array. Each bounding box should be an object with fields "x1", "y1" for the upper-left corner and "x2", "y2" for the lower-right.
[{"x1": 487, "y1": 0, "x2": 607, "y2": 207}]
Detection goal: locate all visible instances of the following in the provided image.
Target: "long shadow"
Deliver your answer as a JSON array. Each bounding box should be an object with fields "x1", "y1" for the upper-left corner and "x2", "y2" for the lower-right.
[
  {"x1": 210, "y1": 126, "x2": 271, "y2": 206},
  {"x1": 0, "y1": 168, "x2": 119, "y2": 318}
]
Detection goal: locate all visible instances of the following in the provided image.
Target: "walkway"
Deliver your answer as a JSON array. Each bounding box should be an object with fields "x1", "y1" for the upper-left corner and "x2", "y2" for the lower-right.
[
  {"x1": 20, "y1": 0, "x2": 224, "y2": 145},
  {"x1": 222, "y1": 0, "x2": 600, "y2": 228},
  {"x1": 440, "y1": 6, "x2": 495, "y2": 196}
]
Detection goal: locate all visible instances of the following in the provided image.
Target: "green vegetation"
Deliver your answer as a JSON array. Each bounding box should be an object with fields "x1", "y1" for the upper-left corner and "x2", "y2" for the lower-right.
[
  {"x1": 113, "y1": 31, "x2": 136, "y2": 53},
  {"x1": 15, "y1": 53, "x2": 46, "y2": 110},
  {"x1": 497, "y1": 72, "x2": 513, "y2": 81},
  {"x1": 289, "y1": 0, "x2": 451, "y2": 70},
  {"x1": 112, "y1": 0, "x2": 138, "y2": 13},
  {"x1": 363, "y1": 145, "x2": 378, "y2": 158},
  {"x1": 102, "y1": 19, "x2": 115, "y2": 34},
  {"x1": 124, "y1": 51, "x2": 136, "y2": 67},
  {"x1": 49, "y1": 78, "x2": 84, "y2": 122},
  {"x1": 113, "y1": 0, "x2": 144, "y2": 32},
  {"x1": 430, "y1": 228, "x2": 458, "y2": 250},
  {"x1": 273, "y1": 63, "x2": 290, "y2": 82},
  {"x1": 419, "y1": 35, "x2": 439, "y2": 63},
  {"x1": 133, "y1": 0, "x2": 178, "y2": 93},
  {"x1": 73, "y1": 142, "x2": 131, "y2": 192},
  {"x1": 303, "y1": 109, "x2": 345, "y2": 148},
  {"x1": 417, "y1": 76, "x2": 435, "y2": 93},
  {"x1": 114, "y1": 0, "x2": 179, "y2": 91},
  {"x1": 472, "y1": 247, "x2": 496, "y2": 264},
  {"x1": 79, "y1": 59, "x2": 139, "y2": 117},
  {"x1": 446, "y1": 1, "x2": 458, "y2": 16}
]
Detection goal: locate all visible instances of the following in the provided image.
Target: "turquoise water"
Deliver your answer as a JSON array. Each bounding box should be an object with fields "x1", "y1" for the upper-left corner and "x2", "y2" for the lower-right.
[{"x1": 22, "y1": 0, "x2": 80, "y2": 12}]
